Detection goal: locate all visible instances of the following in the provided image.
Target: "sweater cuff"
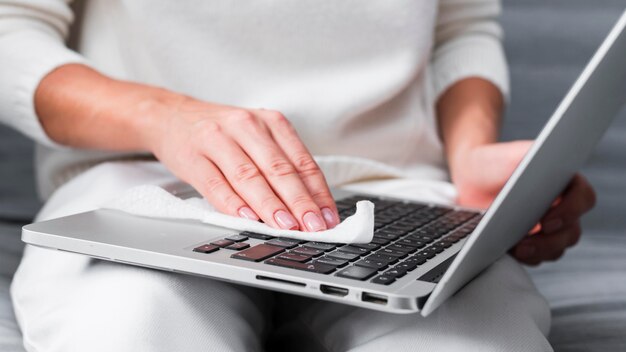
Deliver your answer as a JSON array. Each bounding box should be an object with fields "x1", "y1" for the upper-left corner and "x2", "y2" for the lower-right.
[
  {"x1": 0, "y1": 30, "x2": 87, "y2": 148},
  {"x1": 431, "y1": 33, "x2": 510, "y2": 103}
]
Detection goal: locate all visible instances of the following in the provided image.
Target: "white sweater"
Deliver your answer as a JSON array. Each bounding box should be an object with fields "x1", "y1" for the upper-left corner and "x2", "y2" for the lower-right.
[{"x1": 0, "y1": 0, "x2": 508, "y2": 199}]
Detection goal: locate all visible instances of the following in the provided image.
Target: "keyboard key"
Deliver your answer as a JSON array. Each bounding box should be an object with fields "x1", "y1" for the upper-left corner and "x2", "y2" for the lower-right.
[
  {"x1": 225, "y1": 234, "x2": 248, "y2": 242},
  {"x1": 315, "y1": 256, "x2": 349, "y2": 267},
  {"x1": 384, "y1": 268, "x2": 407, "y2": 278},
  {"x1": 226, "y1": 242, "x2": 250, "y2": 251},
  {"x1": 354, "y1": 259, "x2": 389, "y2": 270},
  {"x1": 387, "y1": 244, "x2": 417, "y2": 253},
  {"x1": 335, "y1": 266, "x2": 379, "y2": 281},
  {"x1": 292, "y1": 247, "x2": 324, "y2": 257},
  {"x1": 395, "y1": 262, "x2": 418, "y2": 272},
  {"x1": 277, "y1": 252, "x2": 311, "y2": 263},
  {"x1": 193, "y1": 244, "x2": 219, "y2": 254},
  {"x1": 377, "y1": 248, "x2": 407, "y2": 258},
  {"x1": 240, "y1": 231, "x2": 274, "y2": 240},
  {"x1": 351, "y1": 243, "x2": 380, "y2": 251},
  {"x1": 265, "y1": 258, "x2": 336, "y2": 274},
  {"x1": 371, "y1": 274, "x2": 396, "y2": 285},
  {"x1": 370, "y1": 237, "x2": 391, "y2": 245},
  {"x1": 265, "y1": 239, "x2": 298, "y2": 249},
  {"x1": 366, "y1": 253, "x2": 399, "y2": 264},
  {"x1": 211, "y1": 239, "x2": 235, "y2": 248},
  {"x1": 303, "y1": 242, "x2": 337, "y2": 251},
  {"x1": 338, "y1": 245, "x2": 370, "y2": 255},
  {"x1": 231, "y1": 244, "x2": 284, "y2": 262},
  {"x1": 327, "y1": 251, "x2": 360, "y2": 262}
]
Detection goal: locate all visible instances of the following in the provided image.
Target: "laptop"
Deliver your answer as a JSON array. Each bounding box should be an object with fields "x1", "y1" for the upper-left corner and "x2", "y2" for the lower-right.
[{"x1": 22, "y1": 10, "x2": 626, "y2": 316}]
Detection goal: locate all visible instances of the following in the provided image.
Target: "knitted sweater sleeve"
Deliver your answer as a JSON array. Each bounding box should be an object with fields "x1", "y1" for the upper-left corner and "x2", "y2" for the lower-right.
[
  {"x1": 432, "y1": 0, "x2": 510, "y2": 101},
  {"x1": 0, "y1": 0, "x2": 86, "y2": 147}
]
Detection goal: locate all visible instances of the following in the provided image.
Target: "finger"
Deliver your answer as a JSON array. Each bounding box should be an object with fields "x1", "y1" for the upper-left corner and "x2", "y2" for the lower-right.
[
  {"x1": 201, "y1": 128, "x2": 300, "y2": 230},
  {"x1": 187, "y1": 156, "x2": 259, "y2": 221},
  {"x1": 513, "y1": 222, "x2": 582, "y2": 265},
  {"x1": 256, "y1": 110, "x2": 339, "y2": 228},
  {"x1": 541, "y1": 175, "x2": 596, "y2": 234},
  {"x1": 227, "y1": 111, "x2": 328, "y2": 231}
]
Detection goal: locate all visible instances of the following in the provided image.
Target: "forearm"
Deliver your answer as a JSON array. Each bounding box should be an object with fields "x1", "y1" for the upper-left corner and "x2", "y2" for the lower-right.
[
  {"x1": 34, "y1": 63, "x2": 174, "y2": 151},
  {"x1": 436, "y1": 77, "x2": 504, "y2": 182}
]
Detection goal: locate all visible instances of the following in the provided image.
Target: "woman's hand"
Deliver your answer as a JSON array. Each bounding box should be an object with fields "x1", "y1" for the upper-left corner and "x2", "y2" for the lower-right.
[
  {"x1": 450, "y1": 140, "x2": 596, "y2": 265},
  {"x1": 140, "y1": 97, "x2": 339, "y2": 232},
  {"x1": 35, "y1": 64, "x2": 339, "y2": 232}
]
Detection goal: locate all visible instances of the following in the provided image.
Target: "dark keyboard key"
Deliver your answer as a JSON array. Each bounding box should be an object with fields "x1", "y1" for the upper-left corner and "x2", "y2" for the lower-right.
[
  {"x1": 226, "y1": 242, "x2": 250, "y2": 251},
  {"x1": 231, "y1": 244, "x2": 284, "y2": 262},
  {"x1": 387, "y1": 244, "x2": 417, "y2": 253},
  {"x1": 377, "y1": 248, "x2": 407, "y2": 258},
  {"x1": 395, "y1": 262, "x2": 418, "y2": 272},
  {"x1": 211, "y1": 239, "x2": 235, "y2": 248},
  {"x1": 327, "y1": 251, "x2": 361, "y2": 262},
  {"x1": 315, "y1": 256, "x2": 349, "y2": 268},
  {"x1": 370, "y1": 237, "x2": 391, "y2": 245},
  {"x1": 371, "y1": 274, "x2": 396, "y2": 285},
  {"x1": 354, "y1": 259, "x2": 389, "y2": 270},
  {"x1": 411, "y1": 253, "x2": 429, "y2": 264},
  {"x1": 398, "y1": 238, "x2": 426, "y2": 248},
  {"x1": 351, "y1": 243, "x2": 380, "y2": 251},
  {"x1": 384, "y1": 268, "x2": 407, "y2": 278},
  {"x1": 265, "y1": 258, "x2": 336, "y2": 274},
  {"x1": 277, "y1": 252, "x2": 311, "y2": 263},
  {"x1": 338, "y1": 245, "x2": 370, "y2": 255},
  {"x1": 240, "y1": 231, "x2": 274, "y2": 240},
  {"x1": 226, "y1": 234, "x2": 248, "y2": 242},
  {"x1": 303, "y1": 242, "x2": 337, "y2": 251},
  {"x1": 193, "y1": 244, "x2": 219, "y2": 254},
  {"x1": 292, "y1": 247, "x2": 324, "y2": 257},
  {"x1": 265, "y1": 239, "x2": 298, "y2": 249},
  {"x1": 366, "y1": 253, "x2": 399, "y2": 264},
  {"x1": 335, "y1": 266, "x2": 379, "y2": 281}
]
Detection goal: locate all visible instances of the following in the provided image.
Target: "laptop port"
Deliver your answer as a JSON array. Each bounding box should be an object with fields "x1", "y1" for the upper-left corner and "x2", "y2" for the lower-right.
[
  {"x1": 320, "y1": 284, "x2": 349, "y2": 297},
  {"x1": 361, "y1": 292, "x2": 388, "y2": 305}
]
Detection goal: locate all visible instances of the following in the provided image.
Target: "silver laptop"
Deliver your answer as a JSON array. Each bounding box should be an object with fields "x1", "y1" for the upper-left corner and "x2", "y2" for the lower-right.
[{"x1": 22, "y1": 10, "x2": 626, "y2": 316}]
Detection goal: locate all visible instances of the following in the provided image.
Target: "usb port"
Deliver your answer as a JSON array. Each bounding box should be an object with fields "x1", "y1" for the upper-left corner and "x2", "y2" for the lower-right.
[
  {"x1": 320, "y1": 285, "x2": 349, "y2": 297},
  {"x1": 361, "y1": 292, "x2": 388, "y2": 305}
]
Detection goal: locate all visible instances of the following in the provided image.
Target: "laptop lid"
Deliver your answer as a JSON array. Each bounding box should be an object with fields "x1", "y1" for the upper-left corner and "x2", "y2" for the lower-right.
[{"x1": 422, "y1": 10, "x2": 626, "y2": 315}]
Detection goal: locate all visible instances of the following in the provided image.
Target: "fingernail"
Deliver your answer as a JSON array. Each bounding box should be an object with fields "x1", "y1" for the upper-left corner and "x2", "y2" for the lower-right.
[
  {"x1": 321, "y1": 208, "x2": 339, "y2": 228},
  {"x1": 517, "y1": 244, "x2": 536, "y2": 259},
  {"x1": 303, "y1": 212, "x2": 326, "y2": 232},
  {"x1": 543, "y1": 218, "x2": 563, "y2": 234},
  {"x1": 274, "y1": 210, "x2": 299, "y2": 230},
  {"x1": 238, "y1": 206, "x2": 259, "y2": 221}
]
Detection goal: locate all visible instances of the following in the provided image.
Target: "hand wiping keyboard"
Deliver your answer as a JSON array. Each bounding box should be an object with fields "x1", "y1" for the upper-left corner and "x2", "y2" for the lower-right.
[{"x1": 105, "y1": 184, "x2": 375, "y2": 243}]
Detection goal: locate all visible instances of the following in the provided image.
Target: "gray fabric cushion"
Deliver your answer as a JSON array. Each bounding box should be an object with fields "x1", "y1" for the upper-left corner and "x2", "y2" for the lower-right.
[
  {"x1": 0, "y1": 222, "x2": 25, "y2": 352},
  {"x1": 502, "y1": 0, "x2": 626, "y2": 351}
]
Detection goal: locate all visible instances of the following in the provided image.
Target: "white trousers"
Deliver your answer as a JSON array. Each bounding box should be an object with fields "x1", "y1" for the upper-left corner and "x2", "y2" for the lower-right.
[{"x1": 11, "y1": 162, "x2": 553, "y2": 352}]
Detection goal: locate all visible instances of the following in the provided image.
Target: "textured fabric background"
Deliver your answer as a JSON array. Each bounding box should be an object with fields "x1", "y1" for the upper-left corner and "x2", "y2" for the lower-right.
[{"x1": 1, "y1": 0, "x2": 625, "y2": 351}]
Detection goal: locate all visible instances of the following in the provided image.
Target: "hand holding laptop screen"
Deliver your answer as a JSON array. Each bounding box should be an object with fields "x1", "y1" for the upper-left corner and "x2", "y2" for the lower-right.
[{"x1": 450, "y1": 140, "x2": 595, "y2": 265}]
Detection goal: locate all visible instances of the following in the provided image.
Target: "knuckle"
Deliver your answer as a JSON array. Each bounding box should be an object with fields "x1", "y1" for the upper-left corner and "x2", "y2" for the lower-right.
[
  {"x1": 259, "y1": 195, "x2": 279, "y2": 210},
  {"x1": 229, "y1": 110, "x2": 256, "y2": 124},
  {"x1": 222, "y1": 192, "x2": 243, "y2": 210},
  {"x1": 289, "y1": 193, "x2": 314, "y2": 209},
  {"x1": 233, "y1": 162, "x2": 262, "y2": 183},
  {"x1": 195, "y1": 121, "x2": 222, "y2": 140},
  {"x1": 203, "y1": 175, "x2": 226, "y2": 193},
  {"x1": 267, "y1": 158, "x2": 297, "y2": 178},
  {"x1": 293, "y1": 153, "x2": 321, "y2": 175}
]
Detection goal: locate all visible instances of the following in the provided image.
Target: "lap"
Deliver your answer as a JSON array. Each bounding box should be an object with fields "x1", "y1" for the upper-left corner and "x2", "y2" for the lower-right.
[
  {"x1": 12, "y1": 161, "x2": 553, "y2": 351},
  {"x1": 272, "y1": 255, "x2": 552, "y2": 352},
  {"x1": 12, "y1": 246, "x2": 273, "y2": 352}
]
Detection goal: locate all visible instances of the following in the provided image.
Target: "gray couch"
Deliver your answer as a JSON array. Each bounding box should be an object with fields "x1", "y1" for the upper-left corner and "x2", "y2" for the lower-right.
[{"x1": 1, "y1": 1, "x2": 625, "y2": 351}]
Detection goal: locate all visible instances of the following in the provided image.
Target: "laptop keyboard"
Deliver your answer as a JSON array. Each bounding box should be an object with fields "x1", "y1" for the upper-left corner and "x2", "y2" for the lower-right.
[{"x1": 193, "y1": 195, "x2": 481, "y2": 285}]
